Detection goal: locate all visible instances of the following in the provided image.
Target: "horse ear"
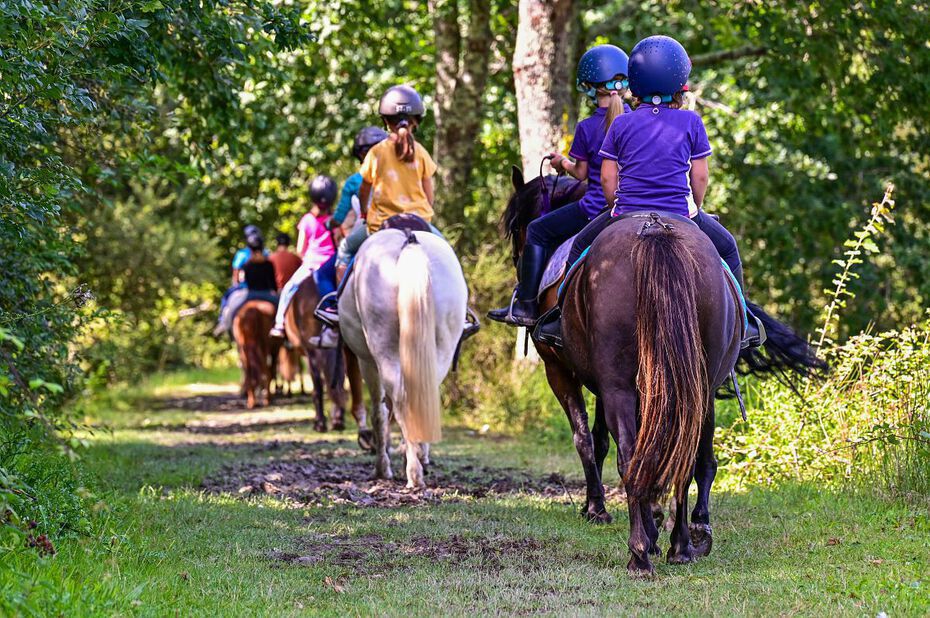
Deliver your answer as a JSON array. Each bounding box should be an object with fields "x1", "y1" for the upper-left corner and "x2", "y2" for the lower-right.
[{"x1": 511, "y1": 165, "x2": 525, "y2": 191}]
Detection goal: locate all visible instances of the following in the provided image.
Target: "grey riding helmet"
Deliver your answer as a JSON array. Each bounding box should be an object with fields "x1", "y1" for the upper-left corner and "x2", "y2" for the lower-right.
[
  {"x1": 352, "y1": 126, "x2": 389, "y2": 160},
  {"x1": 378, "y1": 85, "x2": 425, "y2": 120},
  {"x1": 309, "y1": 175, "x2": 338, "y2": 208}
]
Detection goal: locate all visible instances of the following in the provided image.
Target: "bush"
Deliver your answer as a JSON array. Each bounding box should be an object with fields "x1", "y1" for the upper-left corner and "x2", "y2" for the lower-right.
[{"x1": 716, "y1": 321, "x2": 930, "y2": 497}]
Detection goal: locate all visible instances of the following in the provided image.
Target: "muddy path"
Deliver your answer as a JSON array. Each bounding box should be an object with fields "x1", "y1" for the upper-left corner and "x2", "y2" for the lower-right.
[{"x1": 201, "y1": 438, "x2": 624, "y2": 508}]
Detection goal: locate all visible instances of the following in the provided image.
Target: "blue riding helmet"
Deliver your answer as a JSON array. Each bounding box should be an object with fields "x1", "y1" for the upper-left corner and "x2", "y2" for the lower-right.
[
  {"x1": 576, "y1": 44, "x2": 629, "y2": 99},
  {"x1": 628, "y1": 35, "x2": 691, "y2": 100},
  {"x1": 243, "y1": 224, "x2": 260, "y2": 238},
  {"x1": 352, "y1": 126, "x2": 389, "y2": 161}
]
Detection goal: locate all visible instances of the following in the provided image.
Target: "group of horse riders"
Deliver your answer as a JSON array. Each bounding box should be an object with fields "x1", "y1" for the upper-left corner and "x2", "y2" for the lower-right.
[
  {"x1": 216, "y1": 33, "x2": 762, "y2": 356},
  {"x1": 214, "y1": 84, "x2": 479, "y2": 348}
]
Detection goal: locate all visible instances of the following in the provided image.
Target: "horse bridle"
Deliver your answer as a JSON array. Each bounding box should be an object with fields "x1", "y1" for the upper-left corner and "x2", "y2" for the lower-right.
[{"x1": 538, "y1": 155, "x2": 584, "y2": 217}]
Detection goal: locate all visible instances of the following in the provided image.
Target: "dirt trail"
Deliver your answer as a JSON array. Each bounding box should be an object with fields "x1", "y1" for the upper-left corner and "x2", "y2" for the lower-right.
[{"x1": 202, "y1": 438, "x2": 623, "y2": 508}]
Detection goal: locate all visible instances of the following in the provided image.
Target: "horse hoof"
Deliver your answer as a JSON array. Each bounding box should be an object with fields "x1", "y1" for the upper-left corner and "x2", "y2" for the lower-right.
[
  {"x1": 626, "y1": 558, "x2": 656, "y2": 579},
  {"x1": 332, "y1": 421, "x2": 346, "y2": 431},
  {"x1": 667, "y1": 545, "x2": 696, "y2": 565},
  {"x1": 582, "y1": 507, "x2": 613, "y2": 525},
  {"x1": 357, "y1": 430, "x2": 375, "y2": 453},
  {"x1": 314, "y1": 421, "x2": 327, "y2": 433},
  {"x1": 689, "y1": 523, "x2": 713, "y2": 557}
]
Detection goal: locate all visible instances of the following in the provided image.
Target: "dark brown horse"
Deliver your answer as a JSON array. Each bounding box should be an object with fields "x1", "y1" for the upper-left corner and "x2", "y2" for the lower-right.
[
  {"x1": 233, "y1": 300, "x2": 277, "y2": 409},
  {"x1": 503, "y1": 169, "x2": 824, "y2": 576},
  {"x1": 284, "y1": 276, "x2": 373, "y2": 448}
]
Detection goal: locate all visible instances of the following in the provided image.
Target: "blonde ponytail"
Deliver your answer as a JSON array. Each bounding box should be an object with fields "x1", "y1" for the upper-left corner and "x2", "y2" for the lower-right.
[{"x1": 605, "y1": 90, "x2": 625, "y2": 129}]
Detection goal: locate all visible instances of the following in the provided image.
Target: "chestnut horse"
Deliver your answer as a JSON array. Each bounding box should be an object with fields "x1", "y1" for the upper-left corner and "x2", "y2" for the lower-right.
[
  {"x1": 233, "y1": 300, "x2": 276, "y2": 409},
  {"x1": 285, "y1": 276, "x2": 373, "y2": 449},
  {"x1": 503, "y1": 168, "x2": 824, "y2": 576}
]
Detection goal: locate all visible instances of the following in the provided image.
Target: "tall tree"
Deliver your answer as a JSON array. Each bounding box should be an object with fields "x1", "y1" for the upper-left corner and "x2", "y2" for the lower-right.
[
  {"x1": 512, "y1": 0, "x2": 576, "y2": 178},
  {"x1": 429, "y1": 0, "x2": 494, "y2": 224}
]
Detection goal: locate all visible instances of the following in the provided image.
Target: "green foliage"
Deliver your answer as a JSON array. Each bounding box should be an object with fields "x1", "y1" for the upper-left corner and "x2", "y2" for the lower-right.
[
  {"x1": 0, "y1": 0, "x2": 306, "y2": 549},
  {"x1": 716, "y1": 321, "x2": 930, "y2": 496}
]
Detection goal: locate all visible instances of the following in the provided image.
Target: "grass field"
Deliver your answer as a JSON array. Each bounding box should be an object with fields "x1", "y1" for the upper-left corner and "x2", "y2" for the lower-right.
[{"x1": 4, "y1": 367, "x2": 929, "y2": 616}]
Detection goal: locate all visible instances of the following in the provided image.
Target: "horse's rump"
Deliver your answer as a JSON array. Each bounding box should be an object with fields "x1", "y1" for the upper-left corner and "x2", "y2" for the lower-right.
[{"x1": 564, "y1": 216, "x2": 739, "y2": 499}]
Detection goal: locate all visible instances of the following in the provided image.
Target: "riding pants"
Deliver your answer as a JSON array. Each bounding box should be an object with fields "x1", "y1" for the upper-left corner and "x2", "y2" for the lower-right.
[
  {"x1": 525, "y1": 201, "x2": 592, "y2": 249},
  {"x1": 273, "y1": 261, "x2": 316, "y2": 331},
  {"x1": 316, "y1": 254, "x2": 338, "y2": 298}
]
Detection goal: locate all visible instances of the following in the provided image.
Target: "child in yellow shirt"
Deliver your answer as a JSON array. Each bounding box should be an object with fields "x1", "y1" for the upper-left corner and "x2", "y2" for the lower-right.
[
  {"x1": 314, "y1": 84, "x2": 471, "y2": 346},
  {"x1": 334, "y1": 84, "x2": 439, "y2": 268}
]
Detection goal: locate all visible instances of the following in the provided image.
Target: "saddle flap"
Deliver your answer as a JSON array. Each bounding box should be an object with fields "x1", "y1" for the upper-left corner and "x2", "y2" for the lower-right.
[{"x1": 537, "y1": 234, "x2": 577, "y2": 300}]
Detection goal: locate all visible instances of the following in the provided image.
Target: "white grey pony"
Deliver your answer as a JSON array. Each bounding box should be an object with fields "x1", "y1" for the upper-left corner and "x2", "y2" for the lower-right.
[{"x1": 339, "y1": 228, "x2": 467, "y2": 488}]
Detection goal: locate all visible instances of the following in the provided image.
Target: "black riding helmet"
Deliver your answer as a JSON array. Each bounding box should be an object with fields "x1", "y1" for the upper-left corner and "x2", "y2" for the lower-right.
[
  {"x1": 245, "y1": 230, "x2": 264, "y2": 251},
  {"x1": 378, "y1": 85, "x2": 425, "y2": 122},
  {"x1": 352, "y1": 126, "x2": 389, "y2": 161},
  {"x1": 309, "y1": 175, "x2": 338, "y2": 208}
]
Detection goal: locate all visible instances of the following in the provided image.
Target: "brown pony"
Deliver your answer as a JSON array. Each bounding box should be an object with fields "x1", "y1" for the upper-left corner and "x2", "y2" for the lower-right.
[
  {"x1": 503, "y1": 168, "x2": 824, "y2": 577},
  {"x1": 285, "y1": 276, "x2": 373, "y2": 449},
  {"x1": 233, "y1": 300, "x2": 277, "y2": 409}
]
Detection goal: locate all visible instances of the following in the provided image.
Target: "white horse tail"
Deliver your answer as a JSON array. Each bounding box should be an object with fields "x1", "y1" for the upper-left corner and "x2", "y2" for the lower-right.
[{"x1": 396, "y1": 235, "x2": 441, "y2": 444}]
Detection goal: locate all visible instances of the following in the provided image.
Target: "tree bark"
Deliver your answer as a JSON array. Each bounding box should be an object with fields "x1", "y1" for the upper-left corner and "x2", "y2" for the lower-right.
[
  {"x1": 429, "y1": 0, "x2": 493, "y2": 225},
  {"x1": 512, "y1": 0, "x2": 575, "y2": 180}
]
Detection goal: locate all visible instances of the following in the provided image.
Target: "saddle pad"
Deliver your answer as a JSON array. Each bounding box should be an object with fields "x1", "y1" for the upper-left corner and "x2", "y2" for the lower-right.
[{"x1": 537, "y1": 234, "x2": 577, "y2": 299}]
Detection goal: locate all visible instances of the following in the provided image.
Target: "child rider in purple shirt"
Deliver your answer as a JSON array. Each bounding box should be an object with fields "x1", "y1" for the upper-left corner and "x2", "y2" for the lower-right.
[
  {"x1": 488, "y1": 44, "x2": 632, "y2": 327},
  {"x1": 537, "y1": 35, "x2": 761, "y2": 348}
]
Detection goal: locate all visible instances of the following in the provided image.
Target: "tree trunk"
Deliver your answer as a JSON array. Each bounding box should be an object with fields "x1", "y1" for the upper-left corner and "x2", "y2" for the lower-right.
[
  {"x1": 512, "y1": 0, "x2": 575, "y2": 180},
  {"x1": 429, "y1": 0, "x2": 493, "y2": 225}
]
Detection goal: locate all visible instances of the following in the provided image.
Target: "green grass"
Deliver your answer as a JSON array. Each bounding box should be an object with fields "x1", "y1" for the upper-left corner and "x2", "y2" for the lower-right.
[{"x1": 3, "y1": 367, "x2": 929, "y2": 616}]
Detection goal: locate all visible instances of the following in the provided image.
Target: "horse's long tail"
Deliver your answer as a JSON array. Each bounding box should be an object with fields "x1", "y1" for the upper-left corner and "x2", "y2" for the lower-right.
[
  {"x1": 738, "y1": 301, "x2": 827, "y2": 392},
  {"x1": 396, "y1": 236, "x2": 441, "y2": 443},
  {"x1": 628, "y1": 226, "x2": 707, "y2": 501}
]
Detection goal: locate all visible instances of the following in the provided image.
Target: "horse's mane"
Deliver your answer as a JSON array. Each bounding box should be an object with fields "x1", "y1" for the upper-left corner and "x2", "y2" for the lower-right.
[{"x1": 502, "y1": 175, "x2": 588, "y2": 240}]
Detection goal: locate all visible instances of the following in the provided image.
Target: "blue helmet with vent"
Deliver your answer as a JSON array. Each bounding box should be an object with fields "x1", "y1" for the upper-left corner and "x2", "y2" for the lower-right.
[
  {"x1": 576, "y1": 44, "x2": 629, "y2": 96},
  {"x1": 628, "y1": 35, "x2": 691, "y2": 100}
]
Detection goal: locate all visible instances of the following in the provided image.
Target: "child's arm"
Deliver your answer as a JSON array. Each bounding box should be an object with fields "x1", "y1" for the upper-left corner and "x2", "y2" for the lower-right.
[
  {"x1": 551, "y1": 153, "x2": 589, "y2": 181},
  {"x1": 422, "y1": 176, "x2": 434, "y2": 207},
  {"x1": 601, "y1": 159, "x2": 619, "y2": 209},
  {"x1": 358, "y1": 181, "x2": 372, "y2": 216},
  {"x1": 689, "y1": 157, "x2": 709, "y2": 209},
  {"x1": 296, "y1": 226, "x2": 308, "y2": 257}
]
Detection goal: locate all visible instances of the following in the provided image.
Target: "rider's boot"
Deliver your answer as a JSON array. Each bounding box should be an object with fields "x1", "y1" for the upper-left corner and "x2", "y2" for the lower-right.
[
  {"x1": 487, "y1": 244, "x2": 546, "y2": 327},
  {"x1": 313, "y1": 292, "x2": 340, "y2": 327},
  {"x1": 309, "y1": 326, "x2": 339, "y2": 349}
]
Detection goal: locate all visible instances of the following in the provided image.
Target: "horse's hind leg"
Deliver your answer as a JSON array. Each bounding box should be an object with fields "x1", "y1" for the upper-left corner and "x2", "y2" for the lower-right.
[
  {"x1": 306, "y1": 350, "x2": 327, "y2": 432},
  {"x1": 360, "y1": 358, "x2": 392, "y2": 480},
  {"x1": 592, "y1": 398, "x2": 610, "y2": 486},
  {"x1": 667, "y1": 487, "x2": 697, "y2": 565},
  {"x1": 690, "y1": 398, "x2": 717, "y2": 557},
  {"x1": 543, "y1": 359, "x2": 609, "y2": 523},
  {"x1": 324, "y1": 349, "x2": 347, "y2": 431},
  {"x1": 603, "y1": 387, "x2": 654, "y2": 576},
  {"x1": 345, "y1": 348, "x2": 373, "y2": 450}
]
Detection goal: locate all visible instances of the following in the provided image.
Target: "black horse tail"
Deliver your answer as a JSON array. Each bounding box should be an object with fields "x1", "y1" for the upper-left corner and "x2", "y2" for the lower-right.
[
  {"x1": 628, "y1": 225, "x2": 707, "y2": 502},
  {"x1": 738, "y1": 301, "x2": 828, "y2": 392}
]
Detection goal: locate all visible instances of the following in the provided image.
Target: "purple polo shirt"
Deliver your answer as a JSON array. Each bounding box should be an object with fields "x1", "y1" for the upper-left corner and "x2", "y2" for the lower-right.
[
  {"x1": 599, "y1": 104, "x2": 712, "y2": 218},
  {"x1": 568, "y1": 105, "x2": 632, "y2": 218}
]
